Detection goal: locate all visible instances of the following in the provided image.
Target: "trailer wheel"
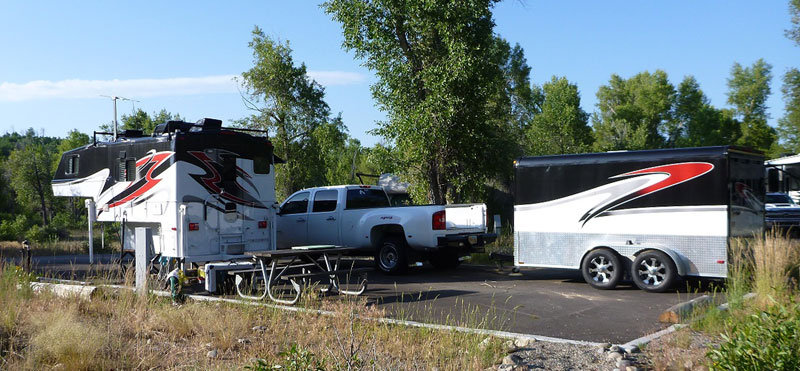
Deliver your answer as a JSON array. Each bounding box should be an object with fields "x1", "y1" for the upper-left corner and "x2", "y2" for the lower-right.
[
  {"x1": 375, "y1": 236, "x2": 408, "y2": 275},
  {"x1": 632, "y1": 250, "x2": 677, "y2": 293},
  {"x1": 581, "y1": 249, "x2": 623, "y2": 290}
]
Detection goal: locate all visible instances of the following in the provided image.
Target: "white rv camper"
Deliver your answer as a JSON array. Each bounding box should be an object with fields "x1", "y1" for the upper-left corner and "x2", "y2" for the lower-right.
[{"x1": 51, "y1": 119, "x2": 279, "y2": 265}]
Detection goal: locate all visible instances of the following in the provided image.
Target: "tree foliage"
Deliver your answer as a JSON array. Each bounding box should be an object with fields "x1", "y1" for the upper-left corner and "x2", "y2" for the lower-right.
[
  {"x1": 6, "y1": 134, "x2": 58, "y2": 226},
  {"x1": 727, "y1": 59, "x2": 776, "y2": 152},
  {"x1": 673, "y1": 76, "x2": 741, "y2": 147},
  {"x1": 100, "y1": 108, "x2": 181, "y2": 135},
  {"x1": 777, "y1": 68, "x2": 800, "y2": 154},
  {"x1": 526, "y1": 76, "x2": 591, "y2": 155},
  {"x1": 787, "y1": 0, "x2": 800, "y2": 47},
  {"x1": 592, "y1": 71, "x2": 675, "y2": 151},
  {"x1": 325, "y1": 0, "x2": 506, "y2": 204}
]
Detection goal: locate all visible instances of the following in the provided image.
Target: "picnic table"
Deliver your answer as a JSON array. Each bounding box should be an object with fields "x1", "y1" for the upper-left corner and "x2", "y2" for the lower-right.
[{"x1": 231, "y1": 245, "x2": 369, "y2": 305}]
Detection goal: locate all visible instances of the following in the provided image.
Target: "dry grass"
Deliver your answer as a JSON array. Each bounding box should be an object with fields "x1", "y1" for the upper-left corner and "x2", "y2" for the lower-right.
[
  {"x1": 752, "y1": 230, "x2": 800, "y2": 305},
  {"x1": 0, "y1": 262, "x2": 505, "y2": 370}
]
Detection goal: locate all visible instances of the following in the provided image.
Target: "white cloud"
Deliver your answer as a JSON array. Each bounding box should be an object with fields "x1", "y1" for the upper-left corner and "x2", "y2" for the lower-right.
[
  {"x1": 307, "y1": 70, "x2": 367, "y2": 86},
  {"x1": 0, "y1": 71, "x2": 366, "y2": 102}
]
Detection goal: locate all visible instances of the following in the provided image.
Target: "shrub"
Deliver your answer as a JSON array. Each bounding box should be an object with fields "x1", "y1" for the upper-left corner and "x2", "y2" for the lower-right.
[
  {"x1": 246, "y1": 344, "x2": 327, "y2": 371},
  {"x1": 707, "y1": 301, "x2": 800, "y2": 370}
]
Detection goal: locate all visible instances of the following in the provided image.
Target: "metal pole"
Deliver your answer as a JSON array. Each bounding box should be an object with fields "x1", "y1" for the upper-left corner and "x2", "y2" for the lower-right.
[
  {"x1": 112, "y1": 96, "x2": 118, "y2": 140},
  {"x1": 85, "y1": 199, "x2": 96, "y2": 264}
]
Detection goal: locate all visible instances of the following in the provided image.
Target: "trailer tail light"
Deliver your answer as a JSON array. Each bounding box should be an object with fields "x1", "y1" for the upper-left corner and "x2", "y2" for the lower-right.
[
  {"x1": 258, "y1": 220, "x2": 267, "y2": 229},
  {"x1": 188, "y1": 223, "x2": 199, "y2": 231},
  {"x1": 432, "y1": 210, "x2": 446, "y2": 230}
]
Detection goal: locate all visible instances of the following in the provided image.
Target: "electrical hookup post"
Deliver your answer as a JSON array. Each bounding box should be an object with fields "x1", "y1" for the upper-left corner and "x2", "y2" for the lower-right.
[
  {"x1": 135, "y1": 227, "x2": 152, "y2": 297},
  {"x1": 84, "y1": 199, "x2": 95, "y2": 265}
]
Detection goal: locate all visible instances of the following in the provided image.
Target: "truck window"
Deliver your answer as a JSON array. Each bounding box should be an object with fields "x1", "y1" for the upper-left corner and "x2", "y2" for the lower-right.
[
  {"x1": 346, "y1": 189, "x2": 390, "y2": 209},
  {"x1": 281, "y1": 192, "x2": 310, "y2": 214},
  {"x1": 312, "y1": 190, "x2": 338, "y2": 212}
]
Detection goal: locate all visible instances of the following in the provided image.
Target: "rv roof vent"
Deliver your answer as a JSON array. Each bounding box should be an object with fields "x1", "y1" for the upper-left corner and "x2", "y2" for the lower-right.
[
  {"x1": 197, "y1": 118, "x2": 222, "y2": 131},
  {"x1": 120, "y1": 129, "x2": 143, "y2": 138}
]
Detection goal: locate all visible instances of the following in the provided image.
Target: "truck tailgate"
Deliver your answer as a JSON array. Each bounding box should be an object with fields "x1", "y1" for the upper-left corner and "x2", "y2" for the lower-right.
[{"x1": 445, "y1": 204, "x2": 486, "y2": 232}]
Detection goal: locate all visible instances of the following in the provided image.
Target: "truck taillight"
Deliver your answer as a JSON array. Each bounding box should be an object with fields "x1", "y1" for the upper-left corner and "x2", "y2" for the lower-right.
[
  {"x1": 432, "y1": 210, "x2": 446, "y2": 230},
  {"x1": 188, "y1": 223, "x2": 199, "y2": 231},
  {"x1": 258, "y1": 221, "x2": 267, "y2": 229}
]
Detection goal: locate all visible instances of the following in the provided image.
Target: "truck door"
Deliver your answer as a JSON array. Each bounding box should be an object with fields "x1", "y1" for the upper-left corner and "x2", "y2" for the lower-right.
[
  {"x1": 276, "y1": 191, "x2": 310, "y2": 249},
  {"x1": 307, "y1": 189, "x2": 341, "y2": 245}
]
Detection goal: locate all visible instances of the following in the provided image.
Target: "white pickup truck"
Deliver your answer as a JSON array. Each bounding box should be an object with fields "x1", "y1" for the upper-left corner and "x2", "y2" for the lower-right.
[{"x1": 275, "y1": 185, "x2": 496, "y2": 274}]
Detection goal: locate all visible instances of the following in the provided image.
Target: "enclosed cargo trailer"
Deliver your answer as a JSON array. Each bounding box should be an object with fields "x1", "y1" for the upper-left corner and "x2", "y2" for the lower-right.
[{"x1": 513, "y1": 146, "x2": 764, "y2": 292}]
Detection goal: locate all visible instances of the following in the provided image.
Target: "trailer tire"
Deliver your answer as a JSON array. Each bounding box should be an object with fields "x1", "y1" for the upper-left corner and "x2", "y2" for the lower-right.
[
  {"x1": 631, "y1": 250, "x2": 677, "y2": 293},
  {"x1": 581, "y1": 249, "x2": 623, "y2": 290},
  {"x1": 375, "y1": 236, "x2": 408, "y2": 275}
]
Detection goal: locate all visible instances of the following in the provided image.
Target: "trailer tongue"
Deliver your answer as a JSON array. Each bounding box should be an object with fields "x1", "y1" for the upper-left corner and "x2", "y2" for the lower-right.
[{"x1": 51, "y1": 118, "x2": 280, "y2": 267}]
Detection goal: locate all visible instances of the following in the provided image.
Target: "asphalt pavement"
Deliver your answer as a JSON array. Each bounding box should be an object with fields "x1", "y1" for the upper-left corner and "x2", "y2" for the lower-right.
[{"x1": 364, "y1": 264, "x2": 707, "y2": 343}]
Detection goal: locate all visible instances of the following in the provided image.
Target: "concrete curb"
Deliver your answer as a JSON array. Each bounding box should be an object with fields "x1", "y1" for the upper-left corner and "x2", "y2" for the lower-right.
[{"x1": 619, "y1": 292, "x2": 757, "y2": 352}]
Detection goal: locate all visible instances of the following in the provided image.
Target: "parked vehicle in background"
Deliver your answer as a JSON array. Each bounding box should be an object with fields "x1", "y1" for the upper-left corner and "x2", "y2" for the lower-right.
[
  {"x1": 764, "y1": 192, "x2": 800, "y2": 231},
  {"x1": 514, "y1": 146, "x2": 764, "y2": 293},
  {"x1": 275, "y1": 185, "x2": 496, "y2": 274}
]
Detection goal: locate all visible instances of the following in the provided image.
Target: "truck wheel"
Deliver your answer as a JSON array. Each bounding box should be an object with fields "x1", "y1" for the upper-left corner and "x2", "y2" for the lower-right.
[
  {"x1": 631, "y1": 250, "x2": 677, "y2": 293},
  {"x1": 429, "y1": 251, "x2": 461, "y2": 269},
  {"x1": 581, "y1": 249, "x2": 623, "y2": 290},
  {"x1": 375, "y1": 236, "x2": 408, "y2": 275}
]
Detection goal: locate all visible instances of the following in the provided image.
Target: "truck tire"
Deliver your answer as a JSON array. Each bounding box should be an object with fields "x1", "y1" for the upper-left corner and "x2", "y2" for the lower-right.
[
  {"x1": 581, "y1": 248, "x2": 623, "y2": 290},
  {"x1": 375, "y1": 236, "x2": 408, "y2": 275},
  {"x1": 429, "y1": 251, "x2": 461, "y2": 269},
  {"x1": 631, "y1": 250, "x2": 677, "y2": 293}
]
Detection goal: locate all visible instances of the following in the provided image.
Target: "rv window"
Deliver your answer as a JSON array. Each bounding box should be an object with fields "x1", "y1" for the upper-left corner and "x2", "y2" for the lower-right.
[
  {"x1": 222, "y1": 156, "x2": 237, "y2": 182},
  {"x1": 312, "y1": 190, "x2": 338, "y2": 212},
  {"x1": 125, "y1": 159, "x2": 137, "y2": 181},
  {"x1": 281, "y1": 192, "x2": 310, "y2": 215},
  {"x1": 253, "y1": 155, "x2": 270, "y2": 174},
  {"x1": 66, "y1": 155, "x2": 79, "y2": 175},
  {"x1": 346, "y1": 189, "x2": 390, "y2": 209}
]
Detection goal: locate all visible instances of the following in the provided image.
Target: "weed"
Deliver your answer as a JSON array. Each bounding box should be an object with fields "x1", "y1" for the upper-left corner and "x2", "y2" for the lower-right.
[{"x1": 707, "y1": 300, "x2": 800, "y2": 370}]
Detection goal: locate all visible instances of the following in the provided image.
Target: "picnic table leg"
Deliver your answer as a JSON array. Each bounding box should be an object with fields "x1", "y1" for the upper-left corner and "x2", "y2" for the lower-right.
[
  {"x1": 235, "y1": 259, "x2": 269, "y2": 301},
  {"x1": 267, "y1": 259, "x2": 302, "y2": 305},
  {"x1": 328, "y1": 253, "x2": 368, "y2": 296}
]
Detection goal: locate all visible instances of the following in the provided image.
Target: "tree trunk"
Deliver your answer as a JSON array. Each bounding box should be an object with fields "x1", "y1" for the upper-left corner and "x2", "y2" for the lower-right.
[{"x1": 30, "y1": 150, "x2": 49, "y2": 225}]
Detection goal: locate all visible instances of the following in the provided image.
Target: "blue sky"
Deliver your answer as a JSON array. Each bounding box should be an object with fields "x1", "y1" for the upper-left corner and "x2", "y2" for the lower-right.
[{"x1": 0, "y1": 1, "x2": 798, "y2": 147}]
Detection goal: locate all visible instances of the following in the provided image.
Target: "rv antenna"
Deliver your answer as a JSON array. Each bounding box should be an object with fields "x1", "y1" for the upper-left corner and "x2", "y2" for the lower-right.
[{"x1": 100, "y1": 95, "x2": 139, "y2": 140}]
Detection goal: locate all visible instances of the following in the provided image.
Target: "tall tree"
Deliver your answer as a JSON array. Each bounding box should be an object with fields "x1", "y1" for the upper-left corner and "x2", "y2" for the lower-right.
[
  {"x1": 239, "y1": 27, "x2": 333, "y2": 199},
  {"x1": 777, "y1": 68, "x2": 800, "y2": 154},
  {"x1": 7, "y1": 132, "x2": 57, "y2": 226},
  {"x1": 526, "y1": 76, "x2": 591, "y2": 155},
  {"x1": 593, "y1": 70, "x2": 675, "y2": 151},
  {"x1": 324, "y1": 0, "x2": 506, "y2": 204},
  {"x1": 673, "y1": 76, "x2": 741, "y2": 147},
  {"x1": 726, "y1": 59, "x2": 776, "y2": 152}
]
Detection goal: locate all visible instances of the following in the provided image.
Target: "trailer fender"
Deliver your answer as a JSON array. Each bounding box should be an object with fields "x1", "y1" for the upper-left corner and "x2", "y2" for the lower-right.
[{"x1": 632, "y1": 247, "x2": 687, "y2": 277}]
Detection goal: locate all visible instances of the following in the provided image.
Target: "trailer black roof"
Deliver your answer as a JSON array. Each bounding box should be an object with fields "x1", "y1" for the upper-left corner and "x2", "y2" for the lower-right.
[{"x1": 515, "y1": 146, "x2": 763, "y2": 167}]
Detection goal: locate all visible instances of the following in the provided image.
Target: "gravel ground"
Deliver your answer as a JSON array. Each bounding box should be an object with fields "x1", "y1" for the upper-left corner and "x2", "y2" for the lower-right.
[{"x1": 482, "y1": 339, "x2": 624, "y2": 371}]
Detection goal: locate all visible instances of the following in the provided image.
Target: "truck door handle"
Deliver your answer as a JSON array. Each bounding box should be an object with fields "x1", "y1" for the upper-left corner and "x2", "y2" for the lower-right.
[
  {"x1": 326, "y1": 216, "x2": 336, "y2": 221},
  {"x1": 296, "y1": 218, "x2": 306, "y2": 223}
]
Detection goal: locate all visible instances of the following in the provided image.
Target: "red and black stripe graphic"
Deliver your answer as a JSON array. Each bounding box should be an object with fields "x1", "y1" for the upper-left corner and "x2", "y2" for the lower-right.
[
  {"x1": 187, "y1": 151, "x2": 266, "y2": 208},
  {"x1": 107, "y1": 151, "x2": 174, "y2": 208},
  {"x1": 579, "y1": 162, "x2": 714, "y2": 225}
]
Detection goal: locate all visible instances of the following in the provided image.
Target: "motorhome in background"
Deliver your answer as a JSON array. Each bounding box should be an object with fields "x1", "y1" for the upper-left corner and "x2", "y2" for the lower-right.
[
  {"x1": 51, "y1": 118, "x2": 280, "y2": 266},
  {"x1": 514, "y1": 146, "x2": 764, "y2": 293},
  {"x1": 766, "y1": 154, "x2": 800, "y2": 203}
]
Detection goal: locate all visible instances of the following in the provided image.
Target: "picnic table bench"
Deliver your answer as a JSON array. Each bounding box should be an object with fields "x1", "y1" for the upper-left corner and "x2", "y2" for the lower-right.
[{"x1": 230, "y1": 245, "x2": 369, "y2": 305}]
